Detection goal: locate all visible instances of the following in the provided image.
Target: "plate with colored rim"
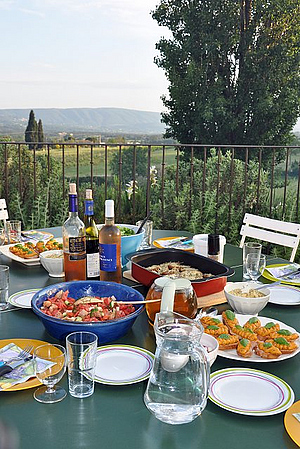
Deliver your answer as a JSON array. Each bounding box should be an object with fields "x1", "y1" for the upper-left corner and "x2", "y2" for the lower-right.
[
  {"x1": 0, "y1": 338, "x2": 51, "y2": 391},
  {"x1": 209, "y1": 368, "x2": 295, "y2": 416},
  {"x1": 262, "y1": 264, "x2": 300, "y2": 286},
  {"x1": 269, "y1": 285, "x2": 300, "y2": 306},
  {"x1": 284, "y1": 400, "x2": 300, "y2": 447},
  {"x1": 215, "y1": 314, "x2": 300, "y2": 362},
  {"x1": 8, "y1": 289, "x2": 41, "y2": 309},
  {"x1": 88, "y1": 345, "x2": 154, "y2": 385}
]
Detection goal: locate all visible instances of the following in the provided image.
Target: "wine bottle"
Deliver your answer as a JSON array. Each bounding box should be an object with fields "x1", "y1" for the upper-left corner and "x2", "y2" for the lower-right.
[
  {"x1": 63, "y1": 183, "x2": 86, "y2": 281},
  {"x1": 84, "y1": 189, "x2": 100, "y2": 280},
  {"x1": 99, "y1": 199, "x2": 121, "y2": 283}
]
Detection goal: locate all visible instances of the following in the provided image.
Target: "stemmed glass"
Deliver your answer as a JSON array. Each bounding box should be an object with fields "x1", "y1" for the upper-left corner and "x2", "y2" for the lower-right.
[
  {"x1": 33, "y1": 344, "x2": 67, "y2": 404},
  {"x1": 246, "y1": 254, "x2": 267, "y2": 281}
]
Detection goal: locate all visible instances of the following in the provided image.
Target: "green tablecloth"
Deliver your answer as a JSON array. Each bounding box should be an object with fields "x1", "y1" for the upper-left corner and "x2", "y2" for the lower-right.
[{"x1": 0, "y1": 228, "x2": 299, "y2": 449}]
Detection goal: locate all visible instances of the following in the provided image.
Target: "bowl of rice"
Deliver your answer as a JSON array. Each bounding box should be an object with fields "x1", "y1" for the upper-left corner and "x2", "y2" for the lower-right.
[
  {"x1": 39, "y1": 249, "x2": 64, "y2": 278},
  {"x1": 224, "y1": 281, "x2": 270, "y2": 315}
]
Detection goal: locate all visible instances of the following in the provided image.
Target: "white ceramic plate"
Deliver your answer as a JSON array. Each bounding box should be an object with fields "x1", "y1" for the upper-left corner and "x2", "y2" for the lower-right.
[
  {"x1": 216, "y1": 314, "x2": 300, "y2": 362},
  {"x1": 0, "y1": 238, "x2": 63, "y2": 266},
  {"x1": 209, "y1": 368, "x2": 294, "y2": 416},
  {"x1": 92, "y1": 345, "x2": 154, "y2": 385},
  {"x1": 269, "y1": 285, "x2": 300, "y2": 306},
  {"x1": 0, "y1": 244, "x2": 40, "y2": 265},
  {"x1": 8, "y1": 289, "x2": 41, "y2": 309}
]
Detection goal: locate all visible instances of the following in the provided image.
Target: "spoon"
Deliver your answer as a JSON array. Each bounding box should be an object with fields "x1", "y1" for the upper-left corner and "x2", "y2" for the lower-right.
[
  {"x1": 195, "y1": 306, "x2": 218, "y2": 321},
  {"x1": 252, "y1": 281, "x2": 283, "y2": 290}
]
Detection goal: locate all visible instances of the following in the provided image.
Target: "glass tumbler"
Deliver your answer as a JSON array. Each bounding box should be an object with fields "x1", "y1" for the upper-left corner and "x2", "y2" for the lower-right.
[
  {"x1": 136, "y1": 220, "x2": 153, "y2": 249},
  {"x1": 66, "y1": 331, "x2": 98, "y2": 398},
  {"x1": 0, "y1": 265, "x2": 9, "y2": 311},
  {"x1": 6, "y1": 221, "x2": 21, "y2": 244},
  {"x1": 242, "y1": 242, "x2": 262, "y2": 279}
]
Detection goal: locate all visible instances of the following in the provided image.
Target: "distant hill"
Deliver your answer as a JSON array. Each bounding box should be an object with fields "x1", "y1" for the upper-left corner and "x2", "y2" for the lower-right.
[{"x1": 0, "y1": 107, "x2": 165, "y2": 135}]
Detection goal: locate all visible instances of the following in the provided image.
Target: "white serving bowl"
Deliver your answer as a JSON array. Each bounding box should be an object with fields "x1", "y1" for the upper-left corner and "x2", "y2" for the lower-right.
[
  {"x1": 200, "y1": 333, "x2": 219, "y2": 366},
  {"x1": 224, "y1": 281, "x2": 270, "y2": 315},
  {"x1": 40, "y1": 250, "x2": 64, "y2": 277}
]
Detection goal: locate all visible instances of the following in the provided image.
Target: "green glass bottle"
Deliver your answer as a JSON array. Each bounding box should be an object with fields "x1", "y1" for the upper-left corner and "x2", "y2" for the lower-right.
[{"x1": 84, "y1": 189, "x2": 100, "y2": 280}]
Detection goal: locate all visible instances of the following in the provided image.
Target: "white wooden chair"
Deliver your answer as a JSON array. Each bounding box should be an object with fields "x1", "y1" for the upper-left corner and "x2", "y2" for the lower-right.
[
  {"x1": 239, "y1": 213, "x2": 300, "y2": 262},
  {"x1": 0, "y1": 199, "x2": 8, "y2": 228}
]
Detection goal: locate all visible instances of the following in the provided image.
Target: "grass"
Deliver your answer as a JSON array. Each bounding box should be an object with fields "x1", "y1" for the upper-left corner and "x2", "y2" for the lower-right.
[{"x1": 39, "y1": 145, "x2": 177, "y2": 178}]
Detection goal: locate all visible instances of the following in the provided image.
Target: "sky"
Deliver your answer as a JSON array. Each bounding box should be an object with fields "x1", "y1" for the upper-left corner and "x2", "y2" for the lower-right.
[{"x1": 0, "y1": 0, "x2": 169, "y2": 112}]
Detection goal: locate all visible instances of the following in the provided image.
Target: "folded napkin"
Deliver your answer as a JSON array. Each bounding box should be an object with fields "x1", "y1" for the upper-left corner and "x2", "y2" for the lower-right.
[
  {"x1": 0, "y1": 343, "x2": 54, "y2": 391},
  {"x1": 266, "y1": 264, "x2": 300, "y2": 280},
  {"x1": 293, "y1": 413, "x2": 300, "y2": 423}
]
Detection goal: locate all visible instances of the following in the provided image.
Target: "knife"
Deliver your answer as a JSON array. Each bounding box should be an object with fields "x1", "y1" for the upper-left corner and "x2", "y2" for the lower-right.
[
  {"x1": 167, "y1": 237, "x2": 190, "y2": 247},
  {"x1": 278, "y1": 267, "x2": 300, "y2": 279},
  {"x1": 0, "y1": 356, "x2": 32, "y2": 376}
]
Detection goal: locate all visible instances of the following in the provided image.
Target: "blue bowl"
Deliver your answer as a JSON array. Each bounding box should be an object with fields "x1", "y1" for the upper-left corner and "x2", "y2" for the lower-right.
[
  {"x1": 31, "y1": 281, "x2": 145, "y2": 343},
  {"x1": 119, "y1": 224, "x2": 145, "y2": 267}
]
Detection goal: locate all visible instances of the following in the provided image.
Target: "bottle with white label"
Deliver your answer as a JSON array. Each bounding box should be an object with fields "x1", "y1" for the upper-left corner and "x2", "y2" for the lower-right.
[
  {"x1": 84, "y1": 189, "x2": 100, "y2": 280},
  {"x1": 99, "y1": 199, "x2": 121, "y2": 283},
  {"x1": 63, "y1": 183, "x2": 86, "y2": 281}
]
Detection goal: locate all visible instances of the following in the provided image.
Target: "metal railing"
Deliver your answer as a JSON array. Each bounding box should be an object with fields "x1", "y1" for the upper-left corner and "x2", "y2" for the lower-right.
[{"x1": 1, "y1": 142, "x2": 300, "y2": 235}]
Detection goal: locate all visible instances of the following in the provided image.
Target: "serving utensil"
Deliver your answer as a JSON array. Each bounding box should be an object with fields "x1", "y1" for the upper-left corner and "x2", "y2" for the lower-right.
[{"x1": 136, "y1": 212, "x2": 152, "y2": 234}]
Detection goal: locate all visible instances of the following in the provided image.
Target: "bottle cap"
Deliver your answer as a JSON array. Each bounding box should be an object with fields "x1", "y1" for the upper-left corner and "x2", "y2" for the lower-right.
[
  {"x1": 208, "y1": 234, "x2": 220, "y2": 255},
  {"x1": 86, "y1": 189, "x2": 93, "y2": 200},
  {"x1": 69, "y1": 183, "x2": 77, "y2": 194},
  {"x1": 105, "y1": 199, "x2": 114, "y2": 218}
]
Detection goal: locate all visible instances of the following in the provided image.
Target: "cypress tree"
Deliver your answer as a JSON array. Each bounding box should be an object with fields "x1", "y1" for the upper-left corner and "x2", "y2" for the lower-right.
[
  {"x1": 37, "y1": 119, "x2": 44, "y2": 149},
  {"x1": 25, "y1": 110, "x2": 38, "y2": 150}
]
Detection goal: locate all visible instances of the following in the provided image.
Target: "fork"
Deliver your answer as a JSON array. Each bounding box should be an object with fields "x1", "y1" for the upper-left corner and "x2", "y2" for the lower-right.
[
  {"x1": 0, "y1": 344, "x2": 33, "y2": 366},
  {"x1": 16, "y1": 345, "x2": 33, "y2": 360},
  {"x1": 0, "y1": 344, "x2": 33, "y2": 376}
]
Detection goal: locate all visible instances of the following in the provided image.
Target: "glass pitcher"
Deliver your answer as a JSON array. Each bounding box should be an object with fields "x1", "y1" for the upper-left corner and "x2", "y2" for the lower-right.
[
  {"x1": 145, "y1": 277, "x2": 198, "y2": 325},
  {"x1": 144, "y1": 311, "x2": 210, "y2": 425}
]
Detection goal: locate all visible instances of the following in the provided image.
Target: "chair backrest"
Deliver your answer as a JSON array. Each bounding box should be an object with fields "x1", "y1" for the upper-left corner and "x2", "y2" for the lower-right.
[
  {"x1": 0, "y1": 199, "x2": 8, "y2": 226},
  {"x1": 239, "y1": 213, "x2": 300, "y2": 262}
]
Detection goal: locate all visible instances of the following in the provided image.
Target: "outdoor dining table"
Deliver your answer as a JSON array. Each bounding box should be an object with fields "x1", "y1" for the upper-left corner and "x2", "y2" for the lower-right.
[{"x1": 0, "y1": 227, "x2": 299, "y2": 449}]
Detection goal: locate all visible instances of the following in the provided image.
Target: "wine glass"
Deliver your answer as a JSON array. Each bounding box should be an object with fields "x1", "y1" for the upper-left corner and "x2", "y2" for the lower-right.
[
  {"x1": 33, "y1": 344, "x2": 67, "y2": 404},
  {"x1": 246, "y1": 254, "x2": 267, "y2": 281}
]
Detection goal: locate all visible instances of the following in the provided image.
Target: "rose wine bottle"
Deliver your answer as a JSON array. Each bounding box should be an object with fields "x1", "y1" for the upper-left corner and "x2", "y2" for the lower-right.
[
  {"x1": 63, "y1": 183, "x2": 86, "y2": 281},
  {"x1": 99, "y1": 199, "x2": 121, "y2": 283},
  {"x1": 84, "y1": 189, "x2": 100, "y2": 280}
]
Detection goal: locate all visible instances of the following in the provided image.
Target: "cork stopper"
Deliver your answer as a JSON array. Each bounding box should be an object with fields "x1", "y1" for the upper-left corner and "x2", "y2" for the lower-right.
[
  {"x1": 69, "y1": 183, "x2": 77, "y2": 195},
  {"x1": 86, "y1": 189, "x2": 93, "y2": 200}
]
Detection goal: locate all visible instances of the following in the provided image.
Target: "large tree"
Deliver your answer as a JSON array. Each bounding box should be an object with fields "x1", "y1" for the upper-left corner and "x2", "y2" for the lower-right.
[
  {"x1": 152, "y1": 0, "x2": 300, "y2": 148},
  {"x1": 25, "y1": 110, "x2": 38, "y2": 150},
  {"x1": 37, "y1": 119, "x2": 44, "y2": 149}
]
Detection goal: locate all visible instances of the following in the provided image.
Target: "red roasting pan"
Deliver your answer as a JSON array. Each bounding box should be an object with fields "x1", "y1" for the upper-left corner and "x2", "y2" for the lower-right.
[{"x1": 126, "y1": 248, "x2": 235, "y2": 297}]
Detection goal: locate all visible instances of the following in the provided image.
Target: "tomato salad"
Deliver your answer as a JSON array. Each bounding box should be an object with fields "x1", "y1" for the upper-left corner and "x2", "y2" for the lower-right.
[{"x1": 41, "y1": 289, "x2": 135, "y2": 322}]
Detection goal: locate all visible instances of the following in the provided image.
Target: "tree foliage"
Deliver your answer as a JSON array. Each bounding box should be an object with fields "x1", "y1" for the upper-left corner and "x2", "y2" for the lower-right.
[
  {"x1": 110, "y1": 146, "x2": 148, "y2": 185},
  {"x1": 25, "y1": 110, "x2": 38, "y2": 149},
  {"x1": 152, "y1": 0, "x2": 300, "y2": 151},
  {"x1": 37, "y1": 119, "x2": 44, "y2": 149}
]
